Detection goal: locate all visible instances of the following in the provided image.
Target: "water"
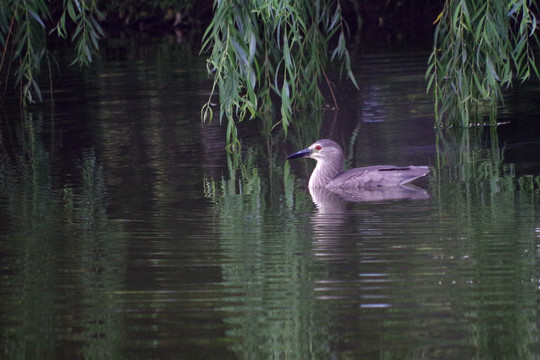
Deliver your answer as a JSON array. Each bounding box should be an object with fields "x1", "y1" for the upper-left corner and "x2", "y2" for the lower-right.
[{"x1": 1, "y1": 38, "x2": 540, "y2": 359}]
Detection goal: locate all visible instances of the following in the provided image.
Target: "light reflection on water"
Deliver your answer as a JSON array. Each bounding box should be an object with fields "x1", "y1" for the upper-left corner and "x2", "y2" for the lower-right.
[{"x1": 1, "y1": 40, "x2": 540, "y2": 359}]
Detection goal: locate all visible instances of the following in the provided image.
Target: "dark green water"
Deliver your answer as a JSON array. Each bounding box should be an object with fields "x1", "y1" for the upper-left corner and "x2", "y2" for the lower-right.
[{"x1": 1, "y1": 39, "x2": 540, "y2": 359}]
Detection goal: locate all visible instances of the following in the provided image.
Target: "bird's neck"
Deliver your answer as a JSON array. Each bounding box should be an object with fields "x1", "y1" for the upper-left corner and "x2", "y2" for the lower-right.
[{"x1": 309, "y1": 158, "x2": 343, "y2": 188}]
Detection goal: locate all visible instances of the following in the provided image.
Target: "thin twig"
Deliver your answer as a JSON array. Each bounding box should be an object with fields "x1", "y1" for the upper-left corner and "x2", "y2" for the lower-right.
[{"x1": 322, "y1": 69, "x2": 338, "y2": 110}]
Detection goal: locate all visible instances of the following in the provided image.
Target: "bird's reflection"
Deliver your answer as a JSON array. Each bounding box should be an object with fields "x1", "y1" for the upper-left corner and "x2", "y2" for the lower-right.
[
  {"x1": 309, "y1": 185, "x2": 430, "y2": 214},
  {"x1": 309, "y1": 186, "x2": 430, "y2": 261}
]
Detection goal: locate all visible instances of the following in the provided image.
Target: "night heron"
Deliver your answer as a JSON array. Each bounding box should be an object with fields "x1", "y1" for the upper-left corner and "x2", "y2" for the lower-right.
[{"x1": 286, "y1": 139, "x2": 429, "y2": 189}]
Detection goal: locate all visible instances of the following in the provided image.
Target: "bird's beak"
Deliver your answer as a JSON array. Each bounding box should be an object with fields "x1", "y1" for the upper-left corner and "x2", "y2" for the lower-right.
[{"x1": 286, "y1": 147, "x2": 311, "y2": 160}]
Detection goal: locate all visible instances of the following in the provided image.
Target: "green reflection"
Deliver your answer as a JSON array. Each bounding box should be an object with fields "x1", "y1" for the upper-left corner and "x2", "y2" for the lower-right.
[
  {"x1": 429, "y1": 127, "x2": 539, "y2": 360},
  {"x1": 0, "y1": 114, "x2": 127, "y2": 359},
  {"x1": 433, "y1": 127, "x2": 540, "y2": 194},
  {"x1": 204, "y1": 140, "x2": 334, "y2": 359},
  {"x1": 205, "y1": 128, "x2": 540, "y2": 359}
]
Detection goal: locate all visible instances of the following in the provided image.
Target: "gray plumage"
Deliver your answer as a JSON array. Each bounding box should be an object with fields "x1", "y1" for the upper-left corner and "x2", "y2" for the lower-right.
[{"x1": 286, "y1": 139, "x2": 429, "y2": 189}]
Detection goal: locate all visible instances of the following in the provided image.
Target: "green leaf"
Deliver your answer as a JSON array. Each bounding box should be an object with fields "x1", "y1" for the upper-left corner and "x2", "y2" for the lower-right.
[
  {"x1": 249, "y1": 31, "x2": 256, "y2": 63},
  {"x1": 28, "y1": 9, "x2": 45, "y2": 28},
  {"x1": 67, "y1": 1, "x2": 78, "y2": 21}
]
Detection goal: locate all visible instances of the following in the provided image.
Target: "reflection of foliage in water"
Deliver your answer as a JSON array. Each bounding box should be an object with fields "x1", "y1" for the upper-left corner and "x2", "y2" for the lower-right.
[
  {"x1": 432, "y1": 127, "x2": 540, "y2": 194},
  {"x1": 430, "y1": 193, "x2": 538, "y2": 360},
  {"x1": 204, "y1": 127, "x2": 540, "y2": 359},
  {"x1": 204, "y1": 143, "x2": 335, "y2": 359},
  {"x1": 0, "y1": 114, "x2": 127, "y2": 359},
  {"x1": 428, "y1": 127, "x2": 539, "y2": 360}
]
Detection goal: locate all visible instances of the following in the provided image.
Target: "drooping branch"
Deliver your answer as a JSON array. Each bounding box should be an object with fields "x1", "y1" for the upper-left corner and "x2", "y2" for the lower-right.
[
  {"x1": 427, "y1": 0, "x2": 539, "y2": 127},
  {"x1": 201, "y1": 0, "x2": 357, "y2": 150}
]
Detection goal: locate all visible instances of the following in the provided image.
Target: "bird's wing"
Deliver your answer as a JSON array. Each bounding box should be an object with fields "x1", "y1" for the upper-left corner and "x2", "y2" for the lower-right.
[{"x1": 327, "y1": 166, "x2": 429, "y2": 189}]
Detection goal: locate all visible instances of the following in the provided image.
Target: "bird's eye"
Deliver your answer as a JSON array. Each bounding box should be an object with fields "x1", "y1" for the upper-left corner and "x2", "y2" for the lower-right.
[{"x1": 315, "y1": 145, "x2": 322, "y2": 151}]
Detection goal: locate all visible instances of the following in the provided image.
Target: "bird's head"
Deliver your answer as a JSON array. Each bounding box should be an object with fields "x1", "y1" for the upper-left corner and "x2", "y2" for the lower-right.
[{"x1": 286, "y1": 139, "x2": 343, "y2": 163}]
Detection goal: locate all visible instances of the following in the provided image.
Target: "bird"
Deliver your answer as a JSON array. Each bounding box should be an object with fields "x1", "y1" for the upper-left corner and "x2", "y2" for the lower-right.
[{"x1": 286, "y1": 139, "x2": 429, "y2": 189}]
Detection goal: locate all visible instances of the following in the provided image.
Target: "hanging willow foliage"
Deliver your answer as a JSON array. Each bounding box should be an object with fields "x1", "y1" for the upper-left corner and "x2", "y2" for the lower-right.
[
  {"x1": 426, "y1": 0, "x2": 539, "y2": 127},
  {"x1": 0, "y1": 0, "x2": 103, "y2": 107},
  {"x1": 201, "y1": 0, "x2": 357, "y2": 150}
]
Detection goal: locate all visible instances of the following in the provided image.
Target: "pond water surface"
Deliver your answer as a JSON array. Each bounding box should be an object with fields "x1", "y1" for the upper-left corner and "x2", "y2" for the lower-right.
[{"x1": 1, "y1": 38, "x2": 540, "y2": 360}]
